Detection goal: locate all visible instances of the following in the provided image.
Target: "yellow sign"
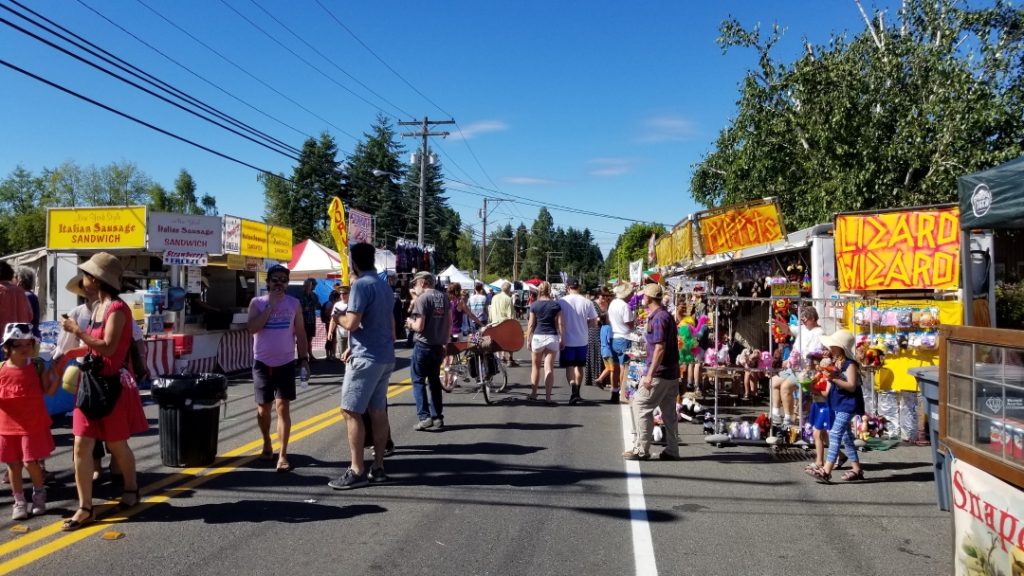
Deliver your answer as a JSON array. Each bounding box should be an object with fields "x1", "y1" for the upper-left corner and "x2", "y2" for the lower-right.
[
  {"x1": 655, "y1": 235, "x2": 672, "y2": 267},
  {"x1": 835, "y1": 206, "x2": 960, "y2": 291},
  {"x1": 672, "y1": 221, "x2": 693, "y2": 264},
  {"x1": 698, "y1": 201, "x2": 785, "y2": 255},
  {"x1": 268, "y1": 225, "x2": 292, "y2": 261},
  {"x1": 240, "y1": 218, "x2": 267, "y2": 258},
  {"x1": 328, "y1": 197, "x2": 349, "y2": 285},
  {"x1": 47, "y1": 206, "x2": 146, "y2": 250}
]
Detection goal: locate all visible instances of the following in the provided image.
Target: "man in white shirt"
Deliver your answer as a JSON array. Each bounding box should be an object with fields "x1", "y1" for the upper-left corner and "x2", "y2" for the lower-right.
[
  {"x1": 557, "y1": 278, "x2": 598, "y2": 405},
  {"x1": 770, "y1": 306, "x2": 824, "y2": 427},
  {"x1": 606, "y1": 282, "x2": 635, "y2": 404}
]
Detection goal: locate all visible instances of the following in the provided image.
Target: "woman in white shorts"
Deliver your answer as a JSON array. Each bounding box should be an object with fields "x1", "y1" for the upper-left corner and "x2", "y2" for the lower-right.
[{"x1": 527, "y1": 281, "x2": 563, "y2": 404}]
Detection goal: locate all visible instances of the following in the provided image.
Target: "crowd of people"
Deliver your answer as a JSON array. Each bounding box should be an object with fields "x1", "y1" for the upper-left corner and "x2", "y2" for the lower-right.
[{"x1": 0, "y1": 248, "x2": 872, "y2": 529}]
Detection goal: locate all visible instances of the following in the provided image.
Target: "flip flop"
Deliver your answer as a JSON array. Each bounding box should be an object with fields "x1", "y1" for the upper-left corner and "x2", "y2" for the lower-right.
[{"x1": 276, "y1": 462, "x2": 294, "y2": 473}]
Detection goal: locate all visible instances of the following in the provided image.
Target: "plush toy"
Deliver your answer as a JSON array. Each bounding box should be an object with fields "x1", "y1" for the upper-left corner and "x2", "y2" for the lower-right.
[
  {"x1": 704, "y1": 347, "x2": 718, "y2": 367},
  {"x1": 812, "y1": 357, "x2": 835, "y2": 393},
  {"x1": 754, "y1": 413, "x2": 771, "y2": 438},
  {"x1": 771, "y1": 298, "x2": 791, "y2": 343},
  {"x1": 677, "y1": 315, "x2": 709, "y2": 365},
  {"x1": 919, "y1": 309, "x2": 938, "y2": 328},
  {"x1": 758, "y1": 350, "x2": 773, "y2": 371},
  {"x1": 702, "y1": 411, "x2": 715, "y2": 435},
  {"x1": 716, "y1": 344, "x2": 730, "y2": 366}
]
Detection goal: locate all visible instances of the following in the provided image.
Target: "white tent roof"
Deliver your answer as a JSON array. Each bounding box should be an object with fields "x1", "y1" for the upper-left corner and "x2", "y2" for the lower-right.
[
  {"x1": 437, "y1": 264, "x2": 475, "y2": 288},
  {"x1": 289, "y1": 239, "x2": 396, "y2": 281},
  {"x1": 489, "y1": 278, "x2": 509, "y2": 291}
]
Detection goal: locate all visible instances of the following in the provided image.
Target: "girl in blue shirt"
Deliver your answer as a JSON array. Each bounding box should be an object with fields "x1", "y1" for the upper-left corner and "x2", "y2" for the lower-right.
[{"x1": 812, "y1": 329, "x2": 866, "y2": 483}]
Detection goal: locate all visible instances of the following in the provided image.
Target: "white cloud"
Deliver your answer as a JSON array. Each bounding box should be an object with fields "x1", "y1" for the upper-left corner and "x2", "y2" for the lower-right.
[
  {"x1": 588, "y1": 157, "x2": 632, "y2": 177},
  {"x1": 638, "y1": 115, "x2": 698, "y2": 143},
  {"x1": 503, "y1": 176, "x2": 557, "y2": 186},
  {"x1": 450, "y1": 120, "x2": 508, "y2": 140}
]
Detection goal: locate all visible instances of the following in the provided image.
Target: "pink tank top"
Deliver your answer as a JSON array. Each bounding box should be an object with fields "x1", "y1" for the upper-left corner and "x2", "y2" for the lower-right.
[{"x1": 251, "y1": 295, "x2": 300, "y2": 367}]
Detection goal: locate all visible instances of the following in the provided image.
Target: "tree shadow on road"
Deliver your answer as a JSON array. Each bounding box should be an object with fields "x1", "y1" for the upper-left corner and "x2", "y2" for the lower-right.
[{"x1": 132, "y1": 499, "x2": 385, "y2": 524}]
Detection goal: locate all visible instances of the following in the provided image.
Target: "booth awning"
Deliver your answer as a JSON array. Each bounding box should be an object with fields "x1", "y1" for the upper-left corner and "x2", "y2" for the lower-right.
[
  {"x1": 958, "y1": 155, "x2": 1024, "y2": 230},
  {"x1": 289, "y1": 239, "x2": 342, "y2": 277},
  {"x1": 437, "y1": 264, "x2": 475, "y2": 287}
]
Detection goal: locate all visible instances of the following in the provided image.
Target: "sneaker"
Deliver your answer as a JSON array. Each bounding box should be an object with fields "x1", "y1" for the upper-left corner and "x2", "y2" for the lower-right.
[
  {"x1": 781, "y1": 415, "x2": 793, "y2": 428},
  {"x1": 31, "y1": 489, "x2": 46, "y2": 516},
  {"x1": 328, "y1": 468, "x2": 369, "y2": 490},
  {"x1": 771, "y1": 413, "x2": 783, "y2": 426},
  {"x1": 568, "y1": 384, "x2": 581, "y2": 405},
  {"x1": 368, "y1": 465, "x2": 388, "y2": 483},
  {"x1": 432, "y1": 419, "x2": 444, "y2": 431},
  {"x1": 11, "y1": 500, "x2": 27, "y2": 521},
  {"x1": 609, "y1": 390, "x2": 620, "y2": 404},
  {"x1": 413, "y1": 419, "x2": 434, "y2": 431},
  {"x1": 622, "y1": 449, "x2": 650, "y2": 461}
]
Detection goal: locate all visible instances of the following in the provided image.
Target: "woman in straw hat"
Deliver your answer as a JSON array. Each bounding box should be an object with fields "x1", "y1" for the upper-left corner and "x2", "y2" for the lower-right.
[
  {"x1": 809, "y1": 329, "x2": 866, "y2": 484},
  {"x1": 59, "y1": 252, "x2": 148, "y2": 530}
]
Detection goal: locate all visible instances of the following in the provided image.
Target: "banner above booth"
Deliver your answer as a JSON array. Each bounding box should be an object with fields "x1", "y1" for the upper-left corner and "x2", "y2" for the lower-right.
[
  {"x1": 834, "y1": 205, "x2": 960, "y2": 292},
  {"x1": 46, "y1": 206, "x2": 147, "y2": 250},
  {"x1": 226, "y1": 215, "x2": 292, "y2": 260},
  {"x1": 147, "y1": 212, "x2": 222, "y2": 254},
  {"x1": 697, "y1": 198, "x2": 786, "y2": 256}
]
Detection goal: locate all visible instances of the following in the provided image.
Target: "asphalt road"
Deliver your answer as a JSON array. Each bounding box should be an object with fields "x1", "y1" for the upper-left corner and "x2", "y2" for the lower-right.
[{"x1": 0, "y1": 345, "x2": 952, "y2": 576}]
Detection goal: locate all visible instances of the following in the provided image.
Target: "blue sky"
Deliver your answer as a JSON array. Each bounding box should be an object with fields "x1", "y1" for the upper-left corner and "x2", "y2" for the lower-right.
[{"x1": 0, "y1": 0, "x2": 900, "y2": 255}]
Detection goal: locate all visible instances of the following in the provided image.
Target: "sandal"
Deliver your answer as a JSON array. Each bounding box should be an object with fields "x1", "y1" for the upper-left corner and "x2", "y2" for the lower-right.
[
  {"x1": 527, "y1": 391, "x2": 538, "y2": 401},
  {"x1": 803, "y1": 463, "x2": 823, "y2": 476},
  {"x1": 119, "y1": 489, "x2": 140, "y2": 509},
  {"x1": 836, "y1": 452, "x2": 849, "y2": 470},
  {"x1": 811, "y1": 468, "x2": 832, "y2": 484},
  {"x1": 841, "y1": 469, "x2": 865, "y2": 482},
  {"x1": 61, "y1": 506, "x2": 94, "y2": 532}
]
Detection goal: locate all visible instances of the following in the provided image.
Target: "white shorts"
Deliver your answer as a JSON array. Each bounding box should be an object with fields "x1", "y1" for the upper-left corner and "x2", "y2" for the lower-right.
[{"x1": 531, "y1": 334, "x2": 560, "y2": 353}]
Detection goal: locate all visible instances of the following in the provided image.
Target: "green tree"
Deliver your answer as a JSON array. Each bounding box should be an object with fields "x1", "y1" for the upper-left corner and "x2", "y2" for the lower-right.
[
  {"x1": 522, "y1": 207, "x2": 555, "y2": 280},
  {"x1": 263, "y1": 132, "x2": 343, "y2": 241},
  {"x1": 486, "y1": 223, "x2": 515, "y2": 280},
  {"x1": 691, "y1": 0, "x2": 1024, "y2": 230},
  {"x1": 147, "y1": 183, "x2": 172, "y2": 211},
  {"x1": 455, "y1": 226, "x2": 478, "y2": 272},
  {"x1": 607, "y1": 223, "x2": 666, "y2": 281},
  {"x1": 173, "y1": 169, "x2": 198, "y2": 214},
  {"x1": 343, "y1": 114, "x2": 409, "y2": 245}
]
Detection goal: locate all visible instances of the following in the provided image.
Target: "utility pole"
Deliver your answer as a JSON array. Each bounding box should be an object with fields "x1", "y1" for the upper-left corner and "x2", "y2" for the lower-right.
[
  {"x1": 400, "y1": 117, "x2": 454, "y2": 245},
  {"x1": 512, "y1": 233, "x2": 519, "y2": 281},
  {"x1": 478, "y1": 197, "x2": 508, "y2": 282}
]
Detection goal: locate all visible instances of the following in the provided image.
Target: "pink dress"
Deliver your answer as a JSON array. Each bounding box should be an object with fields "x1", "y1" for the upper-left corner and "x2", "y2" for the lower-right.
[{"x1": 72, "y1": 300, "x2": 149, "y2": 442}]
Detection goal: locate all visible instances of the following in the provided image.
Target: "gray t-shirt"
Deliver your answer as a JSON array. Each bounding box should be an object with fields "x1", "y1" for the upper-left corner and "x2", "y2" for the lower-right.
[{"x1": 412, "y1": 288, "x2": 450, "y2": 346}]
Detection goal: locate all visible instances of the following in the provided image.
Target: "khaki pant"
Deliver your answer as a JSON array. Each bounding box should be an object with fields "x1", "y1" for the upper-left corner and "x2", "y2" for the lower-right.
[{"x1": 631, "y1": 376, "x2": 679, "y2": 457}]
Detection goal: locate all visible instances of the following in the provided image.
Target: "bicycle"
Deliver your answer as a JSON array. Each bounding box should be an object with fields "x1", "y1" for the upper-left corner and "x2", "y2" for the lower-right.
[{"x1": 446, "y1": 330, "x2": 510, "y2": 405}]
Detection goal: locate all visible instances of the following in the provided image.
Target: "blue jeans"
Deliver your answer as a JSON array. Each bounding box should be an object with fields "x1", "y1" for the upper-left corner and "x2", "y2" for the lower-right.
[
  {"x1": 826, "y1": 411, "x2": 860, "y2": 465},
  {"x1": 411, "y1": 343, "x2": 445, "y2": 422}
]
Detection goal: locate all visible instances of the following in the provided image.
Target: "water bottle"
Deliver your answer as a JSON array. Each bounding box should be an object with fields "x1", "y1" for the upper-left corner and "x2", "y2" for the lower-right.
[{"x1": 299, "y1": 365, "x2": 309, "y2": 390}]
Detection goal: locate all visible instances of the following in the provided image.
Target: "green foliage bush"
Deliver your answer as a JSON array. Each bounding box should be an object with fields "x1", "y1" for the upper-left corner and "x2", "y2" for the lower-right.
[{"x1": 995, "y1": 282, "x2": 1024, "y2": 329}]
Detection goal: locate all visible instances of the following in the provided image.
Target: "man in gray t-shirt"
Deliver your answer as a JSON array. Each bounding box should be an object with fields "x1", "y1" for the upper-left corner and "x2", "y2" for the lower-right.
[{"x1": 405, "y1": 271, "x2": 451, "y2": 430}]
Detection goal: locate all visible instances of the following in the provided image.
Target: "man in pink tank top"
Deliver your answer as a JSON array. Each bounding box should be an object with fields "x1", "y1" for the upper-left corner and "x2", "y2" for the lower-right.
[{"x1": 247, "y1": 264, "x2": 309, "y2": 473}]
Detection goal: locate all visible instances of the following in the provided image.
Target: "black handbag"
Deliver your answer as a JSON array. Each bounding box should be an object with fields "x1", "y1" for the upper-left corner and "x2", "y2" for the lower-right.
[{"x1": 75, "y1": 353, "x2": 122, "y2": 420}]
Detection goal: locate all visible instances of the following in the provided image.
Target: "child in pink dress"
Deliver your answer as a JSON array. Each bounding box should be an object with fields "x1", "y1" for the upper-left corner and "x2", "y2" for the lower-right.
[{"x1": 0, "y1": 323, "x2": 59, "y2": 520}]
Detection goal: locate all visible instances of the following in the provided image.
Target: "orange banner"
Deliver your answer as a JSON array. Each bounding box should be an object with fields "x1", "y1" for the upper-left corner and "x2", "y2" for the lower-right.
[
  {"x1": 835, "y1": 206, "x2": 960, "y2": 291},
  {"x1": 699, "y1": 202, "x2": 784, "y2": 255}
]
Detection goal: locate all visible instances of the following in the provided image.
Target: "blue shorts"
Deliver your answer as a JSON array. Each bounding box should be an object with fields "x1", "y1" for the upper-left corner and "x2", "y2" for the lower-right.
[
  {"x1": 559, "y1": 345, "x2": 588, "y2": 367},
  {"x1": 809, "y1": 402, "x2": 833, "y2": 431},
  {"x1": 611, "y1": 338, "x2": 630, "y2": 366},
  {"x1": 341, "y1": 357, "x2": 394, "y2": 414}
]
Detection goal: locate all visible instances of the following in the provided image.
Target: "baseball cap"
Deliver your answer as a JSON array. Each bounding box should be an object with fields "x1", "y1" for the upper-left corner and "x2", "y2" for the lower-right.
[
  {"x1": 566, "y1": 277, "x2": 580, "y2": 288},
  {"x1": 642, "y1": 283, "x2": 663, "y2": 299},
  {"x1": 267, "y1": 264, "x2": 290, "y2": 278}
]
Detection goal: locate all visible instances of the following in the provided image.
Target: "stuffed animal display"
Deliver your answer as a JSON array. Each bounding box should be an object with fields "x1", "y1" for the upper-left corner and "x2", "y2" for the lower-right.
[
  {"x1": 771, "y1": 298, "x2": 791, "y2": 343},
  {"x1": 677, "y1": 315, "x2": 709, "y2": 365}
]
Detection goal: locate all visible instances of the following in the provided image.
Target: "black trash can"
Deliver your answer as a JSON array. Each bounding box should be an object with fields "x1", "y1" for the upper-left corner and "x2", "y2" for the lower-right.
[
  {"x1": 152, "y1": 373, "x2": 228, "y2": 467},
  {"x1": 909, "y1": 366, "x2": 948, "y2": 511}
]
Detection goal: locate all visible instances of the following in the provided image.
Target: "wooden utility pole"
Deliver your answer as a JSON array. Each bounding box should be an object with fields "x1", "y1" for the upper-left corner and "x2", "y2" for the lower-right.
[
  {"x1": 478, "y1": 197, "x2": 508, "y2": 282},
  {"x1": 512, "y1": 233, "x2": 519, "y2": 281},
  {"x1": 399, "y1": 117, "x2": 454, "y2": 245}
]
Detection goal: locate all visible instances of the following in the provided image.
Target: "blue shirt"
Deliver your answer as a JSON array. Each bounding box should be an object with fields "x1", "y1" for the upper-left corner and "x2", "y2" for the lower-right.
[
  {"x1": 347, "y1": 269, "x2": 395, "y2": 363},
  {"x1": 828, "y1": 358, "x2": 865, "y2": 415}
]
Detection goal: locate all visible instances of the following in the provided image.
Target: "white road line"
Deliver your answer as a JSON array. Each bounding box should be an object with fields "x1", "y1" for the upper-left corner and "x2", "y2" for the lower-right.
[{"x1": 621, "y1": 402, "x2": 658, "y2": 576}]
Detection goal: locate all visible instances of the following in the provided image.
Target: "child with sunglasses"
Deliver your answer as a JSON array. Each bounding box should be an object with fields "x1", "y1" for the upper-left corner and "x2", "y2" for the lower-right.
[{"x1": 0, "y1": 323, "x2": 60, "y2": 520}]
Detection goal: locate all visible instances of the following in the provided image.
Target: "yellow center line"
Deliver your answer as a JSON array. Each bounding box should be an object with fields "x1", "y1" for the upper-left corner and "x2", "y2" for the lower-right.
[{"x1": 0, "y1": 381, "x2": 411, "y2": 573}]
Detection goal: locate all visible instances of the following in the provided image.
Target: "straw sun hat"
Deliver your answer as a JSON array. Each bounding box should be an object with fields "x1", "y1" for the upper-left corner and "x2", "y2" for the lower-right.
[
  {"x1": 820, "y1": 329, "x2": 856, "y2": 360},
  {"x1": 76, "y1": 252, "x2": 124, "y2": 291},
  {"x1": 612, "y1": 282, "x2": 634, "y2": 299}
]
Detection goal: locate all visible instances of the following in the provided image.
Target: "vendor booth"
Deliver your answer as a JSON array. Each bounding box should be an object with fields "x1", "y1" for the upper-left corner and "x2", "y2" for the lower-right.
[
  {"x1": 44, "y1": 208, "x2": 293, "y2": 393},
  {"x1": 936, "y1": 157, "x2": 1024, "y2": 575}
]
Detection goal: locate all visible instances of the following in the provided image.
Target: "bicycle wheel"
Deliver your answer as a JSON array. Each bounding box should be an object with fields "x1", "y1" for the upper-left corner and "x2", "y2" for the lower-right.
[
  {"x1": 494, "y1": 356, "x2": 509, "y2": 392},
  {"x1": 478, "y1": 353, "x2": 493, "y2": 405}
]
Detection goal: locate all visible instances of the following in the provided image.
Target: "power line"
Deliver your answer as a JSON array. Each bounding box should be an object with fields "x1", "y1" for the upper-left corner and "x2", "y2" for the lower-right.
[
  {"x1": 216, "y1": 0, "x2": 398, "y2": 121},
  {"x1": 134, "y1": 0, "x2": 358, "y2": 147},
  {"x1": 0, "y1": 57, "x2": 285, "y2": 175},
  {"x1": 312, "y1": 0, "x2": 452, "y2": 119},
  {"x1": 244, "y1": 0, "x2": 413, "y2": 120},
  {"x1": 74, "y1": 0, "x2": 312, "y2": 142},
  {"x1": 1, "y1": 3, "x2": 300, "y2": 160}
]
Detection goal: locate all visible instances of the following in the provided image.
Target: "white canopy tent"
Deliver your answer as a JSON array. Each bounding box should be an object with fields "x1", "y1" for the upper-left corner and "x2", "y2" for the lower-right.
[
  {"x1": 488, "y1": 278, "x2": 509, "y2": 292},
  {"x1": 288, "y1": 239, "x2": 396, "y2": 282},
  {"x1": 437, "y1": 264, "x2": 475, "y2": 288}
]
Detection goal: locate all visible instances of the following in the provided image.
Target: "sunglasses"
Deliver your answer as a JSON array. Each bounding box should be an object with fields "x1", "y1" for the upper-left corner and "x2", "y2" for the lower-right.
[{"x1": 268, "y1": 276, "x2": 288, "y2": 284}]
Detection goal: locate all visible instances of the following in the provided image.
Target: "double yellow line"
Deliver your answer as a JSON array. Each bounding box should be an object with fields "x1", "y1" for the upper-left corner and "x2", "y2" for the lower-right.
[{"x1": 0, "y1": 381, "x2": 411, "y2": 574}]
